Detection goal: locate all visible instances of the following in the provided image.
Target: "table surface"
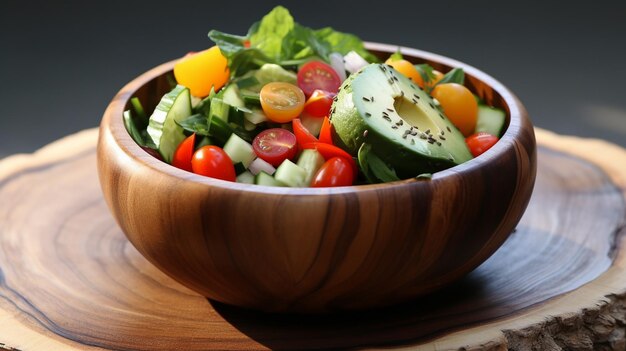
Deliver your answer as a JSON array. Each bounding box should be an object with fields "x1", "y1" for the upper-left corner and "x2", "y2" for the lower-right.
[{"x1": 1, "y1": 1, "x2": 626, "y2": 159}]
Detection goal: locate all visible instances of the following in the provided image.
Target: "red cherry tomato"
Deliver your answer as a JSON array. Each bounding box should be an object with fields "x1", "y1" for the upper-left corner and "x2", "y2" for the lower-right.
[
  {"x1": 465, "y1": 132, "x2": 499, "y2": 157},
  {"x1": 292, "y1": 118, "x2": 318, "y2": 149},
  {"x1": 318, "y1": 117, "x2": 333, "y2": 145},
  {"x1": 297, "y1": 61, "x2": 341, "y2": 97},
  {"x1": 191, "y1": 145, "x2": 236, "y2": 181},
  {"x1": 301, "y1": 142, "x2": 357, "y2": 178},
  {"x1": 304, "y1": 89, "x2": 335, "y2": 117},
  {"x1": 172, "y1": 133, "x2": 196, "y2": 172},
  {"x1": 252, "y1": 128, "x2": 298, "y2": 166},
  {"x1": 311, "y1": 157, "x2": 354, "y2": 187}
]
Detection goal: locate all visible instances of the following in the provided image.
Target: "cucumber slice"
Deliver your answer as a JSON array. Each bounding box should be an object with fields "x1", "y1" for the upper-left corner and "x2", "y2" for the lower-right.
[
  {"x1": 209, "y1": 97, "x2": 230, "y2": 122},
  {"x1": 244, "y1": 109, "x2": 268, "y2": 125},
  {"x1": 297, "y1": 149, "x2": 325, "y2": 186},
  {"x1": 223, "y1": 134, "x2": 256, "y2": 168},
  {"x1": 147, "y1": 85, "x2": 192, "y2": 163},
  {"x1": 222, "y1": 84, "x2": 245, "y2": 108},
  {"x1": 255, "y1": 171, "x2": 286, "y2": 186},
  {"x1": 476, "y1": 105, "x2": 506, "y2": 137},
  {"x1": 274, "y1": 159, "x2": 307, "y2": 187},
  {"x1": 236, "y1": 171, "x2": 255, "y2": 184}
]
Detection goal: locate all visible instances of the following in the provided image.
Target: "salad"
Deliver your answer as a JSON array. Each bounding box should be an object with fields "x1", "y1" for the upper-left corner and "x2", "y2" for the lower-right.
[{"x1": 124, "y1": 6, "x2": 506, "y2": 187}]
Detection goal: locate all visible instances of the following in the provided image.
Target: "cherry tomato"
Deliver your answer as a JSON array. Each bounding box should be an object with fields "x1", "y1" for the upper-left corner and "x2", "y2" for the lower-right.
[
  {"x1": 385, "y1": 58, "x2": 424, "y2": 87},
  {"x1": 431, "y1": 83, "x2": 478, "y2": 137},
  {"x1": 311, "y1": 157, "x2": 354, "y2": 187},
  {"x1": 260, "y1": 82, "x2": 305, "y2": 123},
  {"x1": 318, "y1": 117, "x2": 333, "y2": 145},
  {"x1": 174, "y1": 46, "x2": 229, "y2": 97},
  {"x1": 466, "y1": 133, "x2": 499, "y2": 157},
  {"x1": 191, "y1": 145, "x2": 236, "y2": 181},
  {"x1": 252, "y1": 128, "x2": 298, "y2": 166},
  {"x1": 301, "y1": 142, "x2": 357, "y2": 178},
  {"x1": 172, "y1": 133, "x2": 196, "y2": 172},
  {"x1": 297, "y1": 61, "x2": 341, "y2": 97},
  {"x1": 292, "y1": 118, "x2": 318, "y2": 149},
  {"x1": 304, "y1": 89, "x2": 335, "y2": 117}
]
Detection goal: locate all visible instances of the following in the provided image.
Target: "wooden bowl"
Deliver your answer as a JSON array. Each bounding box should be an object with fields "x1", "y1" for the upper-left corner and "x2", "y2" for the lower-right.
[{"x1": 97, "y1": 42, "x2": 536, "y2": 313}]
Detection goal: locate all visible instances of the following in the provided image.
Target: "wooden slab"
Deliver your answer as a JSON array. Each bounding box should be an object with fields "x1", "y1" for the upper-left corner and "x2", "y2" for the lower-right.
[{"x1": 0, "y1": 128, "x2": 625, "y2": 350}]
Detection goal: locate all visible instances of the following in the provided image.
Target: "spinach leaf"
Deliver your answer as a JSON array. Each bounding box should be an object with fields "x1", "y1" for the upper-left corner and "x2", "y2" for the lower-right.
[
  {"x1": 415, "y1": 63, "x2": 436, "y2": 86},
  {"x1": 434, "y1": 67, "x2": 465, "y2": 86},
  {"x1": 357, "y1": 143, "x2": 401, "y2": 183},
  {"x1": 250, "y1": 6, "x2": 295, "y2": 61}
]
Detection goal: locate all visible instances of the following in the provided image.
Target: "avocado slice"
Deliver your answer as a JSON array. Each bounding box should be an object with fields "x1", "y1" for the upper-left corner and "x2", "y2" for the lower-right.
[{"x1": 330, "y1": 64, "x2": 472, "y2": 179}]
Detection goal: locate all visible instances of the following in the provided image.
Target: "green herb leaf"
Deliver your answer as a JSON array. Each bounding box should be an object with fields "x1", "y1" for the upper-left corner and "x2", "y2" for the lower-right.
[
  {"x1": 130, "y1": 97, "x2": 148, "y2": 129},
  {"x1": 250, "y1": 6, "x2": 295, "y2": 61},
  {"x1": 357, "y1": 143, "x2": 401, "y2": 183},
  {"x1": 176, "y1": 114, "x2": 211, "y2": 136},
  {"x1": 208, "y1": 30, "x2": 248, "y2": 57},
  {"x1": 357, "y1": 143, "x2": 376, "y2": 183},
  {"x1": 388, "y1": 48, "x2": 403, "y2": 61},
  {"x1": 434, "y1": 68, "x2": 465, "y2": 86},
  {"x1": 314, "y1": 27, "x2": 379, "y2": 62},
  {"x1": 415, "y1": 63, "x2": 436, "y2": 85}
]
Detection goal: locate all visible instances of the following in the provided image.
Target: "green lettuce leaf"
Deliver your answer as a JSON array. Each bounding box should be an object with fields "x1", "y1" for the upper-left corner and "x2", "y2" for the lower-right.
[{"x1": 250, "y1": 6, "x2": 295, "y2": 61}]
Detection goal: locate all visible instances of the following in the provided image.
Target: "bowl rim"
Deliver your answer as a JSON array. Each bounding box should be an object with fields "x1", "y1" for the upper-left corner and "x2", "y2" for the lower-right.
[{"x1": 101, "y1": 41, "x2": 530, "y2": 196}]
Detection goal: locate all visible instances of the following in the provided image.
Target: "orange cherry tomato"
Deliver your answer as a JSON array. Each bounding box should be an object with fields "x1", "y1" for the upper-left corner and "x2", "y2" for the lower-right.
[
  {"x1": 385, "y1": 58, "x2": 424, "y2": 87},
  {"x1": 191, "y1": 145, "x2": 236, "y2": 181},
  {"x1": 311, "y1": 157, "x2": 354, "y2": 187},
  {"x1": 172, "y1": 133, "x2": 196, "y2": 172},
  {"x1": 304, "y1": 89, "x2": 335, "y2": 117},
  {"x1": 466, "y1": 132, "x2": 499, "y2": 157},
  {"x1": 260, "y1": 82, "x2": 305, "y2": 123},
  {"x1": 431, "y1": 83, "x2": 478, "y2": 137},
  {"x1": 318, "y1": 117, "x2": 333, "y2": 145},
  {"x1": 174, "y1": 46, "x2": 229, "y2": 97}
]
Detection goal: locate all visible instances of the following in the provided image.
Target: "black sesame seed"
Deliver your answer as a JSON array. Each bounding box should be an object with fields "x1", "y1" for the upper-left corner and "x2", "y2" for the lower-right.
[
  {"x1": 420, "y1": 134, "x2": 427, "y2": 139},
  {"x1": 396, "y1": 120, "x2": 404, "y2": 126},
  {"x1": 388, "y1": 78, "x2": 394, "y2": 84},
  {"x1": 386, "y1": 64, "x2": 393, "y2": 69},
  {"x1": 437, "y1": 142, "x2": 442, "y2": 146},
  {"x1": 387, "y1": 108, "x2": 393, "y2": 112},
  {"x1": 371, "y1": 96, "x2": 375, "y2": 102},
  {"x1": 393, "y1": 76, "x2": 399, "y2": 81},
  {"x1": 391, "y1": 125, "x2": 398, "y2": 129},
  {"x1": 440, "y1": 136, "x2": 446, "y2": 141},
  {"x1": 400, "y1": 91, "x2": 405, "y2": 97},
  {"x1": 382, "y1": 111, "x2": 389, "y2": 116},
  {"x1": 383, "y1": 115, "x2": 392, "y2": 122},
  {"x1": 428, "y1": 139, "x2": 435, "y2": 144},
  {"x1": 410, "y1": 130, "x2": 418, "y2": 136},
  {"x1": 429, "y1": 103, "x2": 435, "y2": 109},
  {"x1": 365, "y1": 112, "x2": 372, "y2": 117},
  {"x1": 425, "y1": 129, "x2": 431, "y2": 134},
  {"x1": 410, "y1": 139, "x2": 415, "y2": 145},
  {"x1": 362, "y1": 97, "x2": 370, "y2": 102},
  {"x1": 447, "y1": 126, "x2": 452, "y2": 132},
  {"x1": 411, "y1": 98, "x2": 418, "y2": 104},
  {"x1": 440, "y1": 130, "x2": 445, "y2": 135},
  {"x1": 413, "y1": 94, "x2": 420, "y2": 100}
]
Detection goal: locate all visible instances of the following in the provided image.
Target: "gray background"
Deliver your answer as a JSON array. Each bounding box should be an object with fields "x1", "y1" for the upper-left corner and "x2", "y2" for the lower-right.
[{"x1": 1, "y1": 1, "x2": 625, "y2": 159}]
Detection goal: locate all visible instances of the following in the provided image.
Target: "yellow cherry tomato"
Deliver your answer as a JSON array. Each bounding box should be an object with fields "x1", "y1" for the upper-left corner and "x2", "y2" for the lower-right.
[
  {"x1": 385, "y1": 58, "x2": 424, "y2": 87},
  {"x1": 260, "y1": 82, "x2": 305, "y2": 123},
  {"x1": 174, "y1": 46, "x2": 229, "y2": 97},
  {"x1": 431, "y1": 83, "x2": 478, "y2": 136}
]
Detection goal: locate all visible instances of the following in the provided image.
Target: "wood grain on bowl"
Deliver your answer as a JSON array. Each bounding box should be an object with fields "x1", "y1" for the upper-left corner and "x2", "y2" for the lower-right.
[
  {"x1": 96, "y1": 43, "x2": 536, "y2": 312},
  {"x1": 1, "y1": 129, "x2": 625, "y2": 350}
]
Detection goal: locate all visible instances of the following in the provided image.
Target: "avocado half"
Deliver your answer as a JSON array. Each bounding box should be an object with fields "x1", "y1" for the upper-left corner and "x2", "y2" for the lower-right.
[{"x1": 330, "y1": 63, "x2": 472, "y2": 179}]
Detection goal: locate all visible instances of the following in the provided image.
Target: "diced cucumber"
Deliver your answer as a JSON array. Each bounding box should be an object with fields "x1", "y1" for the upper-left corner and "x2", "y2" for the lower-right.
[
  {"x1": 244, "y1": 109, "x2": 268, "y2": 125},
  {"x1": 240, "y1": 90, "x2": 261, "y2": 106},
  {"x1": 236, "y1": 171, "x2": 255, "y2": 184},
  {"x1": 300, "y1": 113, "x2": 324, "y2": 137},
  {"x1": 274, "y1": 159, "x2": 307, "y2": 187},
  {"x1": 297, "y1": 149, "x2": 325, "y2": 186},
  {"x1": 147, "y1": 85, "x2": 192, "y2": 163},
  {"x1": 209, "y1": 97, "x2": 230, "y2": 122},
  {"x1": 223, "y1": 134, "x2": 256, "y2": 168},
  {"x1": 476, "y1": 105, "x2": 506, "y2": 137},
  {"x1": 253, "y1": 64, "x2": 297, "y2": 89},
  {"x1": 255, "y1": 171, "x2": 286, "y2": 187},
  {"x1": 222, "y1": 84, "x2": 245, "y2": 108}
]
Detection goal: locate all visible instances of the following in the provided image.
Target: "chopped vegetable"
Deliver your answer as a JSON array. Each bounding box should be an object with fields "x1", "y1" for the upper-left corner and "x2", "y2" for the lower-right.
[
  {"x1": 172, "y1": 133, "x2": 196, "y2": 172},
  {"x1": 252, "y1": 128, "x2": 297, "y2": 166},
  {"x1": 431, "y1": 83, "x2": 478, "y2": 136},
  {"x1": 297, "y1": 61, "x2": 341, "y2": 97},
  {"x1": 174, "y1": 47, "x2": 229, "y2": 97},
  {"x1": 466, "y1": 132, "x2": 499, "y2": 157},
  {"x1": 260, "y1": 82, "x2": 305, "y2": 122},
  {"x1": 191, "y1": 145, "x2": 236, "y2": 181},
  {"x1": 311, "y1": 157, "x2": 354, "y2": 187}
]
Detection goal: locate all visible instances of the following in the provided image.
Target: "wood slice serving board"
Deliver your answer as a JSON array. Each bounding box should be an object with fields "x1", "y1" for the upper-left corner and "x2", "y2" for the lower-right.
[{"x1": 0, "y1": 128, "x2": 625, "y2": 351}]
